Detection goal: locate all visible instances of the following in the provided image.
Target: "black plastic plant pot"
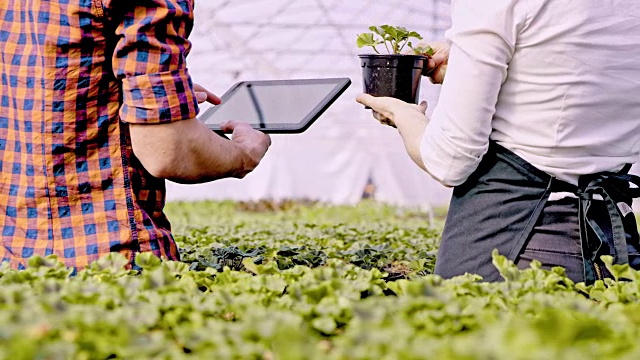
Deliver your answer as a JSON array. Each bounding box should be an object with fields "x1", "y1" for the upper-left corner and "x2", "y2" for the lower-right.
[{"x1": 359, "y1": 54, "x2": 427, "y2": 106}]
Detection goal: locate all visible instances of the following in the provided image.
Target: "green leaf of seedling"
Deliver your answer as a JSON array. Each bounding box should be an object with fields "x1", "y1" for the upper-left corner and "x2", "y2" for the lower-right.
[
  {"x1": 380, "y1": 25, "x2": 398, "y2": 40},
  {"x1": 356, "y1": 33, "x2": 379, "y2": 48},
  {"x1": 380, "y1": 25, "x2": 399, "y2": 53},
  {"x1": 368, "y1": 26, "x2": 385, "y2": 37},
  {"x1": 424, "y1": 47, "x2": 435, "y2": 56},
  {"x1": 407, "y1": 31, "x2": 423, "y2": 40},
  {"x1": 395, "y1": 27, "x2": 411, "y2": 48},
  {"x1": 360, "y1": 25, "x2": 425, "y2": 54},
  {"x1": 409, "y1": 43, "x2": 435, "y2": 56}
]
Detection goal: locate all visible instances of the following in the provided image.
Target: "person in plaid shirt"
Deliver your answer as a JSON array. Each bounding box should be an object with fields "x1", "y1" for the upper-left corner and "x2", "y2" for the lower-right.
[{"x1": 0, "y1": 0, "x2": 271, "y2": 270}]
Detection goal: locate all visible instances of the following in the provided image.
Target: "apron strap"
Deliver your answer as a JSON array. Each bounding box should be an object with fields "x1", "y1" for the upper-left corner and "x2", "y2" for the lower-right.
[{"x1": 575, "y1": 168, "x2": 640, "y2": 282}]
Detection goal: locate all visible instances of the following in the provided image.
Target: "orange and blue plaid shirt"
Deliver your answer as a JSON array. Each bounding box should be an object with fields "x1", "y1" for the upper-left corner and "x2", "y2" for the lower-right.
[{"x1": 0, "y1": 0, "x2": 199, "y2": 269}]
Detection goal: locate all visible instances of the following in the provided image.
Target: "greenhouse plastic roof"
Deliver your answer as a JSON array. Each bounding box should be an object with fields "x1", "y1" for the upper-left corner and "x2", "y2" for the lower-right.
[{"x1": 189, "y1": 0, "x2": 451, "y2": 89}]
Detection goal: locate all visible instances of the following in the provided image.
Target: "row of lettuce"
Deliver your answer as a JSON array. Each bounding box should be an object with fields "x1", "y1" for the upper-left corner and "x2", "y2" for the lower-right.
[{"x1": 0, "y1": 201, "x2": 638, "y2": 359}]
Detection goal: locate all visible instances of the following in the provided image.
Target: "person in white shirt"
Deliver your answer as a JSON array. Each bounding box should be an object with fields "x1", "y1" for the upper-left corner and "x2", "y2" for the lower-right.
[{"x1": 357, "y1": 0, "x2": 640, "y2": 283}]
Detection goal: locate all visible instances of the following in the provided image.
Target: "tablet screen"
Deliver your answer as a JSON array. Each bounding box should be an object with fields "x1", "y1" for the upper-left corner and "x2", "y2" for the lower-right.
[{"x1": 199, "y1": 78, "x2": 351, "y2": 133}]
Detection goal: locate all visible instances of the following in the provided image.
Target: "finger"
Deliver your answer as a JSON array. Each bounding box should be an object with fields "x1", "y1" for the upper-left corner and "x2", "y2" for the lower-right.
[
  {"x1": 373, "y1": 111, "x2": 397, "y2": 128},
  {"x1": 205, "y1": 90, "x2": 222, "y2": 105},
  {"x1": 196, "y1": 91, "x2": 208, "y2": 104},
  {"x1": 193, "y1": 84, "x2": 222, "y2": 105},
  {"x1": 222, "y1": 121, "x2": 255, "y2": 133},
  {"x1": 423, "y1": 59, "x2": 436, "y2": 76},
  {"x1": 220, "y1": 121, "x2": 236, "y2": 132},
  {"x1": 379, "y1": 118, "x2": 396, "y2": 128},
  {"x1": 431, "y1": 53, "x2": 448, "y2": 65},
  {"x1": 373, "y1": 111, "x2": 389, "y2": 123},
  {"x1": 356, "y1": 93, "x2": 375, "y2": 107},
  {"x1": 356, "y1": 94, "x2": 392, "y2": 116}
]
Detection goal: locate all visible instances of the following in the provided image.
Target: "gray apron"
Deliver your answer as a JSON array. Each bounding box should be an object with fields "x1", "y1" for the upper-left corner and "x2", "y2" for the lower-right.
[{"x1": 435, "y1": 142, "x2": 640, "y2": 283}]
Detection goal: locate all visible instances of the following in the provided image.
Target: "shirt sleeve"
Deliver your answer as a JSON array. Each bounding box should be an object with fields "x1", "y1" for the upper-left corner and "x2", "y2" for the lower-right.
[
  {"x1": 111, "y1": 0, "x2": 199, "y2": 124},
  {"x1": 420, "y1": 0, "x2": 529, "y2": 187}
]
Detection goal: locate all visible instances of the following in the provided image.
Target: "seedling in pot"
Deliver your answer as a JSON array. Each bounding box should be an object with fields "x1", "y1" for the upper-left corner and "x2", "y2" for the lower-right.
[
  {"x1": 357, "y1": 25, "x2": 434, "y2": 56},
  {"x1": 357, "y1": 25, "x2": 434, "y2": 106}
]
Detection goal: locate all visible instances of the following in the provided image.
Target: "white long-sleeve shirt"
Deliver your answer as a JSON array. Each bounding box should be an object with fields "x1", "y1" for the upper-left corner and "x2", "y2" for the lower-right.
[{"x1": 420, "y1": 0, "x2": 640, "y2": 186}]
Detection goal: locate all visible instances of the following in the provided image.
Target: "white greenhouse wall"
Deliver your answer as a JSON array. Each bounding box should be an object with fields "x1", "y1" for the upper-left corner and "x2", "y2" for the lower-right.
[{"x1": 167, "y1": 0, "x2": 455, "y2": 208}]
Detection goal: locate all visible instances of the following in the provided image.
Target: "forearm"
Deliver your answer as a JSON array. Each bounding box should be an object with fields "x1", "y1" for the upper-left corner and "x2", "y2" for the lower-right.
[
  {"x1": 130, "y1": 118, "x2": 254, "y2": 184},
  {"x1": 394, "y1": 111, "x2": 429, "y2": 172}
]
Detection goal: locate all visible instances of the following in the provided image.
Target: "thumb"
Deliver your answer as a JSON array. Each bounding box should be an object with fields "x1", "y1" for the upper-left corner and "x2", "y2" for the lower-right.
[{"x1": 417, "y1": 100, "x2": 428, "y2": 114}]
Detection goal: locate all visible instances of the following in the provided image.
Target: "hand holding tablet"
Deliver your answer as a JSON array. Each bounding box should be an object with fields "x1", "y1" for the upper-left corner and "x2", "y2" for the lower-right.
[{"x1": 198, "y1": 78, "x2": 351, "y2": 134}]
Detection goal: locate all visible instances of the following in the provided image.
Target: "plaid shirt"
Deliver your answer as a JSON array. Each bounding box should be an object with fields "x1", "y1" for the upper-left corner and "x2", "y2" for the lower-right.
[{"x1": 0, "y1": 0, "x2": 199, "y2": 269}]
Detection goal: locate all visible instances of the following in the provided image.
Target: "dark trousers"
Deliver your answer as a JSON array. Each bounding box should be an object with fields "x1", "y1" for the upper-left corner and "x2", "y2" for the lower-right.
[
  {"x1": 516, "y1": 197, "x2": 587, "y2": 282},
  {"x1": 435, "y1": 143, "x2": 640, "y2": 283}
]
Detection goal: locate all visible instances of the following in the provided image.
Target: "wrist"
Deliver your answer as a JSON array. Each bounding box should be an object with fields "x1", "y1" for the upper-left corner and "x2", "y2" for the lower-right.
[
  {"x1": 395, "y1": 112, "x2": 428, "y2": 171},
  {"x1": 230, "y1": 142, "x2": 259, "y2": 179}
]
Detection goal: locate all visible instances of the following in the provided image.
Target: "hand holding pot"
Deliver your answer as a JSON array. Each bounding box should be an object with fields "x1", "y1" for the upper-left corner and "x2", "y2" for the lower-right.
[
  {"x1": 356, "y1": 94, "x2": 428, "y2": 128},
  {"x1": 416, "y1": 41, "x2": 450, "y2": 84}
]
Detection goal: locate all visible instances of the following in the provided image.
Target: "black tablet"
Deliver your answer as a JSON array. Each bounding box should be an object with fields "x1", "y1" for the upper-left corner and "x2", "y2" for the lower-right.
[{"x1": 199, "y1": 78, "x2": 351, "y2": 134}]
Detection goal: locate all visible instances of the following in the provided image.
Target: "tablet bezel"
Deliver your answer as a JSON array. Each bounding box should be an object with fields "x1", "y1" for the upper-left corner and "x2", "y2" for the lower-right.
[{"x1": 199, "y1": 78, "x2": 351, "y2": 134}]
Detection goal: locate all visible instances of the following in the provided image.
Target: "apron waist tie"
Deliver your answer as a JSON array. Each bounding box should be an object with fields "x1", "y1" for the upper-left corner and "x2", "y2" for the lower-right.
[{"x1": 552, "y1": 165, "x2": 640, "y2": 282}]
